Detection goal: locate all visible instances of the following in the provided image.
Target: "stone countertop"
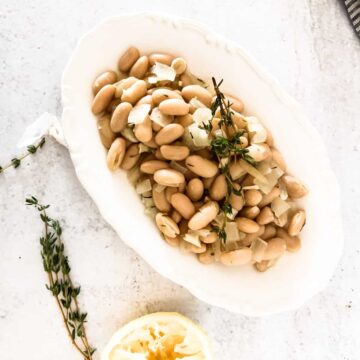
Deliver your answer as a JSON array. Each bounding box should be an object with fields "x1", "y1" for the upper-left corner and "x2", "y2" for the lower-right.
[{"x1": 0, "y1": 1, "x2": 359, "y2": 359}]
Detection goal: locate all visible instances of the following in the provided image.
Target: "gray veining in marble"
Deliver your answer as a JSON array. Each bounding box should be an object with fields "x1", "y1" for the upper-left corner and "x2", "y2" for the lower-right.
[{"x1": 0, "y1": 0, "x2": 359, "y2": 359}]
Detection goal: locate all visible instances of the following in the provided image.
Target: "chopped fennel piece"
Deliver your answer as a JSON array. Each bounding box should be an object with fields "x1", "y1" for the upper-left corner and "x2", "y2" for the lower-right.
[
  {"x1": 246, "y1": 116, "x2": 267, "y2": 144},
  {"x1": 153, "y1": 184, "x2": 166, "y2": 193},
  {"x1": 239, "y1": 159, "x2": 268, "y2": 183},
  {"x1": 144, "y1": 207, "x2": 157, "y2": 219},
  {"x1": 128, "y1": 104, "x2": 151, "y2": 125},
  {"x1": 121, "y1": 126, "x2": 139, "y2": 143},
  {"x1": 150, "y1": 107, "x2": 173, "y2": 127},
  {"x1": 138, "y1": 143, "x2": 152, "y2": 154},
  {"x1": 250, "y1": 238, "x2": 268, "y2": 262},
  {"x1": 170, "y1": 161, "x2": 188, "y2": 174},
  {"x1": 193, "y1": 108, "x2": 212, "y2": 126},
  {"x1": 219, "y1": 157, "x2": 230, "y2": 168},
  {"x1": 271, "y1": 197, "x2": 291, "y2": 218},
  {"x1": 183, "y1": 124, "x2": 210, "y2": 150},
  {"x1": 151, "y1": 62, "x2": 176, "y2": 81},
  {"x1": 254, "y1": 167, "x2": 284, "y2": 194},
  {"x1": 141, "y1": 190, "x2": 152, "y2": 198},
  {"x1": 226, "y1": 207, "x2": 238, "y2": 220},
  {"x1": 136, "y1": 179, "x2": 152, "y2": 194},
  {"x1": 141, "y1": 197, "x2": 154, "y2": 208},
  {"x1": 186, "y1": 72, "x2": 209, "y2": 88},
  {"x1": 127, "y1": 166, "x2": 141, "y2": 185},
  {"x1": 183, "y1": 231, "x2": 202, "y2": 247},
  {"x1": 225, "y1": 222, "x2": 240, "y2": 241}
]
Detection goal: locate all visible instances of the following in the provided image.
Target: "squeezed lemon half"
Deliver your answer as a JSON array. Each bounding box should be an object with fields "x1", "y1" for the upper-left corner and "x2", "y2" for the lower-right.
[{"x1": 101, "y1": 312, "x2": 213, "y2": 360}]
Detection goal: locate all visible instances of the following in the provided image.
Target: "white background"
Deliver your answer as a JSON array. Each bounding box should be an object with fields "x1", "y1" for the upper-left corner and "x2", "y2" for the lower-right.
[{"x1": 0, "y1": 1, "x2": 359, "y2": 359}]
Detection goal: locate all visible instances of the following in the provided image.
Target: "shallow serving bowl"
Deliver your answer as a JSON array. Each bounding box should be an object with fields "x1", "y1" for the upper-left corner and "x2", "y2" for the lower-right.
[{"x1": 61, "y1": 12, "x2": 343, "y2": 316}]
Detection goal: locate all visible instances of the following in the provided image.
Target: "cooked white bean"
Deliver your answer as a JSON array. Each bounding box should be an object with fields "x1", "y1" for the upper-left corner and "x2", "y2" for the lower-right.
[
  {"x1": 151, "y1": 88, "x2": 183, "y2": 105},
  {"x1": 159, "y1": 99, "x2": 190, "y2": 116},
  {"x1": 277, "y1": 228, "x2": 301, "y2": 252},
  {"x1": 140, "y1": 160, "x2": 169, "y2": 174},
  {"x1": 282, "y1": 175, "x2": 308, "y2": 199},
  {"x1": 263, "y1": 237, "x2": 286, "y2": 260},
  {"x1": 153, "y1": 184, "x2": 171, "y2": 212},
  {"x1": 288, "y1": 210, "x2": 306, "y2": 236},
  {"x1": 182, "y1": 85, "x2": 212, "y2": 107},
  {"x1": 160, "y1": 145, "x2": 190, "y2": 161},
  {"x1": 236, "y1": 217, "x2": 260, "y2": 234},
  {"x1": 121, "y1": 143, "x2": 140, "y2": 170},
  {"x1": 209, "y1": 174, "x2": 227, "y2": 201},
  {"x1": 170, "y1": 193, "x2": 195, "y2": 220},
  {"x1": 118, "y1": 46, "x2": 140, "y2": 72},
  {"x1": 129, "y1": 55, "x2": 149, "y2": 79},
  {"x1": 155, "y1": 124, "x2": 185, "y2": 145},
  {"x1": 256, "y1": 206, "x2": 275, "y2": 225},
  {"x1": 106, "y1": 138, "x2": 126, "y2": 170},
  {"x1": 121, "y1": 80, "x2": 147, "y2": 104},
  {"x1": 92, "y1": 84, "x2": 115, "y2": 114},
  {"x1": 149, "y1": 53, "x2": 174, "y2": 66},
  {"x1": 110, "y1": 102, "x2": 133, "y2": 132},
  {"x1": 93, "y1": 71, "x2": 117, "y2": 94},
  {"x1": 185, "y1": 155, "x2": 218, "y2": 178},
  {"x1": 154, "y1": 169, "x2": 185, "y2": 187},
  {"x1": 240, "y1": 206, "x2": 260, "y2": 220},
  {"x1": 97, "y1": 115, "x2": 116, "y2": 149},
  {"x1": 220, "y1": 248, "x2": 252, "y2": 266},
  {"x1": 171, "y1": 57, "x2": 187, "y2": 75},
  {"x1": 134, "y1": 116, "x2": 153, "y2": 143},
  {"x1": 155, "y1": 213, "x2": 180, "y2": 238},
  {"x1": 186, "y1": 178, "x2": 204, "y2": 202},
  {"x1": 244, "y1": 189, "x2": 263, "y2": 206},
  {"x1": 188, "y1": 201, "x2": 219, "y2": 230},
  {"x1": 258, "y1": 187, "x2": 280, "y2": 208}
]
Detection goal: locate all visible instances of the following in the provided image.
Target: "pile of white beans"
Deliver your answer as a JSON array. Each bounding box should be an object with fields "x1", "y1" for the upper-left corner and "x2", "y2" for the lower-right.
[{"x1": 91, "y1": 47, "x2": 308, "y2": 272}]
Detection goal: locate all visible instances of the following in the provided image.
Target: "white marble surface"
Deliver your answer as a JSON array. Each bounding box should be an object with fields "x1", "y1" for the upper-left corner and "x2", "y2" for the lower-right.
[{"x1": 0, "y1": 1, "x2": 359, "y2": 359}]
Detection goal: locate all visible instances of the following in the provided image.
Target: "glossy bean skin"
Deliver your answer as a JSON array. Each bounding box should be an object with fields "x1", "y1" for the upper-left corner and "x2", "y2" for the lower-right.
[
  {"x1": 106, "y1": 138, "x2": 126, "y2": 170},
  {"x1": 288, "y1": 210, "x2": 306, "y2": 236},
  {"x1": 165, "y1": 187, "x2": 178, "y2": 203},
  {"x1": 181, "y1": 85, "x2": 212, "y2": 107},
  {"x1": 148, "y1": 53, "x2": 174, "y2": 66},
  {"x1": 244, "y1": 190, "x2": 263, "y2": 206},
  {"x1": 263, "y1": 237, "x2": 286, "y2": 260},
  {"x1": 220, "y1": 248, "x2": 252, "y2": 266},
  {"x1": 171, "y1": 209, "x2": 182, "y2": 224},
  {"x1": 160, "y1": 145, "x2": 190, "y2": 161},
  {"x1": 154, "y1": 169, "x2": 185, "y2": 187},
  {"x1": 92, "y1": 84, "x2": 115, "y2": 114},
  {"x1": 114, "y1": 77, "x2": 137, "y2": 98},
  {"x1": 153, "y1": 184, "x2": 171, "y2": 212},
  {"x1": 256, "y1": 206, "x2": 275, "y2": 225},
  {"x1": 164, "y1": 235, "x2": 180, "y2": 247},
  {"x1": 236, "y1": 217, "x2": 260, "y2": 234},
  {"x1": 171, "y1": 57, "x2": 187, "y2": 75},
  {"x1": 176, "y1": 114, "x2": 193, "y2": 127},
  {"x1": 282, "y1": 175, "x2": 308, "y2": 199},
  {"x1": 198, "y1": 248, "x2": 215, "y2": 264},
  {"x1": 186, "y1": 178, "x2": 204, "y2": 202},
  {"x1": 129, "y1": 55, "x2": 149, "y2": 79},
  {"x1": 140, "y1": 160, "x2": 169, "y2": 174},
  {"x1": 110, "y1": 102, "x2": 133, "y2": 132},
  {"x1": 262, "y1": 224, "x2": 277, "y2": 240},
  {"x1": 209, "y1": 174, "x2": 227, "y2": 201},
  {"x1": 277, "y1": 228, "x2": 301, "y2": 252},
  {"x1": 118, "y1": 46, "x2": 140, "y2": 72},
  {"x1": 159, "y1": 99, "x2": 190, "y2": 116},
  {"x1": 188, "y1": 201, "x2": 219, "y2": 230},
  {"x1": 170, "y1": 193, "x2": 195, "y2": 220},
  {"x1": 93, "y1": 71, "x2": 117, "y2": 94},
  {"x1": 185, "y1": 155, "x2": 218, "y2": 178},
  {"x1": 155, "y1": 124, "x2": 185, "y2": 145},
  {"x1": 134, "y1": 116, "x2": 153, "y2": 143},
  {"x1": 97, "y1": 115, "x2": 116, "y2": 148},
  {"x1": 240, "y1": 206, "x2": 260, "y2": 220},
  {"x1": 152, "y1": 88, "x2": 183, "y2": 105},
  {"x1": 121, "y1": 80, "x2": 147, "y2": 105},
  {"x1": 229, "y1": 183, "x2": 244, "y2": 211},
  {"x1": 121, "y1": 144, "x2": 140, "y2": 170},
  {"x1": 199, "y1": 231, "x2": 218, "y2": 244}
]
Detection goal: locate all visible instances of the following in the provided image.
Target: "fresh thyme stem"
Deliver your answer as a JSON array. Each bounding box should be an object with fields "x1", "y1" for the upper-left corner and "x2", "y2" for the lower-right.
[
  {"x1": 26, "y1": 196, "x2": 95, "y2": 360},
  {"x1": 0, "y1": 137, "x2": 45, "y2": 174},
  {"x1": 207, "y1": 78, "x2": 257, "y2": 244}
]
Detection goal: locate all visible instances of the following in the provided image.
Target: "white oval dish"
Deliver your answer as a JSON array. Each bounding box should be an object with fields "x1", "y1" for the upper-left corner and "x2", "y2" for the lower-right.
[{"x1": 61, "y1": 12, "x2": 343, "y2": 316}]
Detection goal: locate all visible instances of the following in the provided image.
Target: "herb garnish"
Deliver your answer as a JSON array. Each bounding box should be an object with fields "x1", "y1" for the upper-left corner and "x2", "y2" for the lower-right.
[
  {"x1": 26, "y1": 196, "x2": 95, "y2": 360},
  {"x1": 205, "y1": 78, "x2": 257, "y2": 242},
  {"x1": 0, "y1": 137, "x2": 45, "y2": 174}
]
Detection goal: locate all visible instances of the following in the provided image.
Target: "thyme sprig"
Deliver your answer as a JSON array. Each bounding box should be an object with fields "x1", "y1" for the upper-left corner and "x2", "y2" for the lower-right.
[
  {"x1": 0, "y1": 137, "x2": 45, "y2": 174},
  {"x1": 206, "y1": 78, "x2": 257, "y2": 242},
  {"x1": 26, "y1": 196, "x2": 95, "y2": 360}
]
